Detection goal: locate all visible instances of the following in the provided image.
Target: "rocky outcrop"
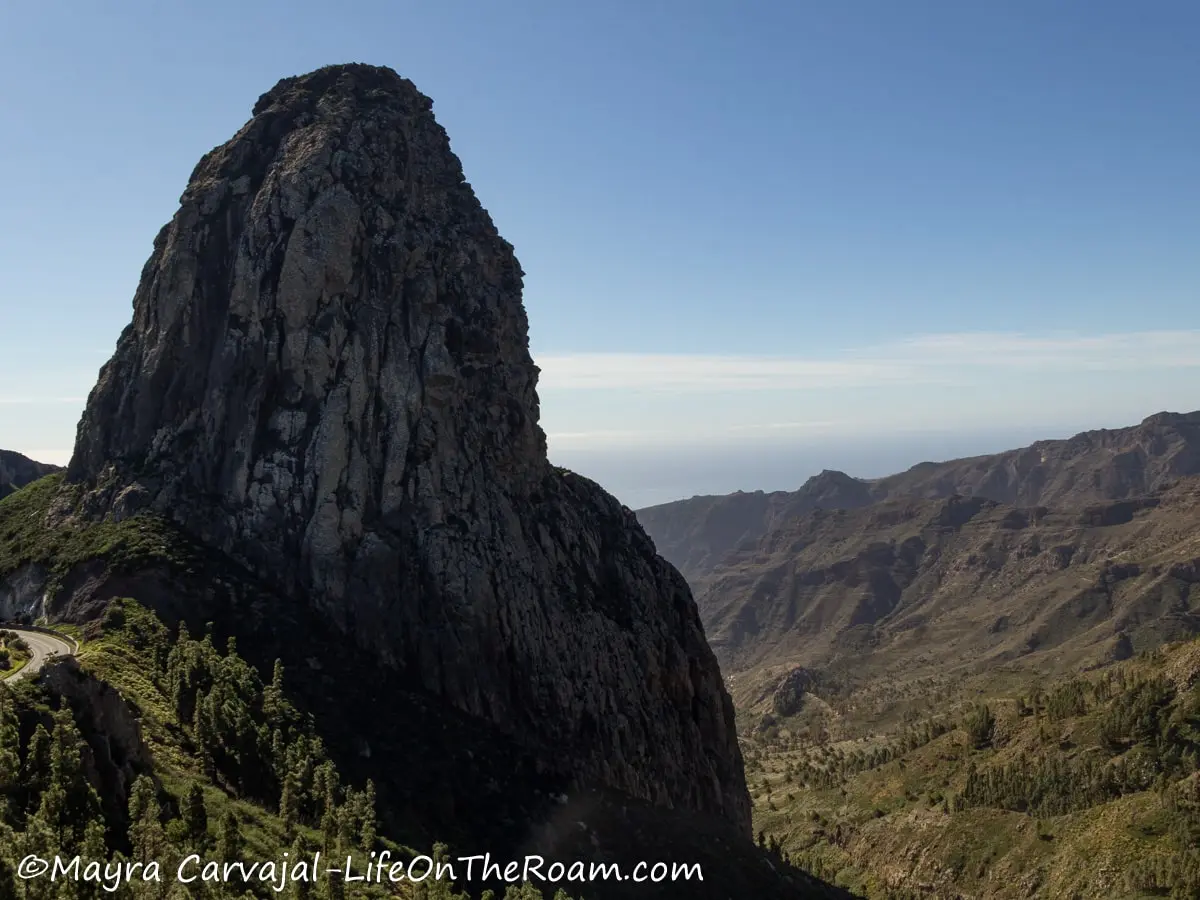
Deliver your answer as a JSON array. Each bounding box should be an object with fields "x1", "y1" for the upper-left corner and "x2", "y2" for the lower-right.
[
  {"x1": 0, "y1": 450, "x2": 60, "y2": 500},
  {"x1": 771, "y1": 666, "x2": 822, "y2": 717},
  {"x1": 0, "y1": 563, "x2": 48, "y2": 621},
  {"x1": 1106, "y1": 632, "x2": 1134, "y2": 662},
  {"x1": 43, "y1": 658, "x2": 154, "y2": 833},
  {"x1": 64, "y1": 64, "x2": 748, "y2": 829}
]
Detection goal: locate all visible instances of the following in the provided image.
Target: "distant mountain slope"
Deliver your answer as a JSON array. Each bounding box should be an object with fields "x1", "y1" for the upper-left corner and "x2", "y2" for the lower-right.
[
  {"x1": 0, "y1": 449, "x2": 61, "y2": 500},
  {"x1": 638, "y1": 411, "x2": 1200, "y2": 582},
  {"x1": 636, "y1": 471, "x2": 874, "y2": 583},
  {"x1": 868, "y1": 410, "x2": 1200, "y2": 507},
  {"x1": 698, "y1": 481, "x2": 1200, "y2": 678}
]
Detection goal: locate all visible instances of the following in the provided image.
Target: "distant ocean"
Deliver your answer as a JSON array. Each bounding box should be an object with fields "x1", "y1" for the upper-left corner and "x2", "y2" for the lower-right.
[{"x1": 553, "y1": 424, "x2": 1099, "y2": 510}]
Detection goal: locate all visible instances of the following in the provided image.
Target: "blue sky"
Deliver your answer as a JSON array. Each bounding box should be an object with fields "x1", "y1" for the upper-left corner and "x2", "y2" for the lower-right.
[{"x1": 2, "y1": 1, "x2": 1198, "y2": 507}]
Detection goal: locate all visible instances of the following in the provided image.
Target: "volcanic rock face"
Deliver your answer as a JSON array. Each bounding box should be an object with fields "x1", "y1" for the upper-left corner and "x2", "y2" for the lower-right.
[{"x1": 68, "y1": 64, "x2": 748, "y2": 828}]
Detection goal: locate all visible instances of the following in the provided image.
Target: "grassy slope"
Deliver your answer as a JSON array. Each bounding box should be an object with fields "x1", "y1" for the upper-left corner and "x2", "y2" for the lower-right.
[
  {"x1": 16, "y1": 598, "x2": 579, "y2": 900},
  {"x1": 743, "y1": 639, "x2": 1200, "y2": 899}
]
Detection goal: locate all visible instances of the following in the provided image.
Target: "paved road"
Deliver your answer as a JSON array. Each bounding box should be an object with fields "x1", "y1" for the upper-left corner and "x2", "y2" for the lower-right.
[{"x1": 2, "y1": 628, "x2": 75, "y2": 683}]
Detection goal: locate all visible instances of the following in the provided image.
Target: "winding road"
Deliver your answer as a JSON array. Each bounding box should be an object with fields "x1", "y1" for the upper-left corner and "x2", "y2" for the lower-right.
[{"x1": 2, "y1": 628, "x2": 76, "y2": 683}]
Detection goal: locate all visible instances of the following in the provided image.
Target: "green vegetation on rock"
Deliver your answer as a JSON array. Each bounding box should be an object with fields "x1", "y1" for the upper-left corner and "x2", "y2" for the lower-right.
[
  {"x1": 0, "y1": 595, "x2": 578, "y2": 899},
  {"x1": 0, "y1": 631, "x2": 31, "y2": 678},
  {"x1": 0, "y1": 475, "x2": 205, "y2": 593}
]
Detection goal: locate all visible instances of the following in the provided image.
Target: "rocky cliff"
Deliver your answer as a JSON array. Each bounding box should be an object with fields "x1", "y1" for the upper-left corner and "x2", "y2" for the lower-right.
[
  {"x1": 64, "y1": 64, "x2": 748, "y2": 830},
  {"x1": 0, "y1": 449, "x2": 60, "y2": 500}
]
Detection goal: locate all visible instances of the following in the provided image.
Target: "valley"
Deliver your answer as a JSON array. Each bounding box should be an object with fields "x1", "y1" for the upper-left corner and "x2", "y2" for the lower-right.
[
  {"x1": 739, "y1": 636, "x2": 1200, "y2": 899},
  {"x1": 637, "y1": 412, "x2": 1200, "y2": 898}
]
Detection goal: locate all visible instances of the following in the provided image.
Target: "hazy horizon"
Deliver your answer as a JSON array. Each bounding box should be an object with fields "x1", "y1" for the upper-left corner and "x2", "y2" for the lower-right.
[
  {"x1": 8, "y1": 405, "x2": 1191, "y2": 511},
  {"x1": 552, "y1": 414, "x2": 1192, "y2": 510}
]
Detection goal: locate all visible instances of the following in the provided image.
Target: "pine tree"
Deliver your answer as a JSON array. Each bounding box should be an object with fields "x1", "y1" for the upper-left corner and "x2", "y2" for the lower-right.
[
  {"x1": 182, "y1": 783, "x2": 208, "y2": 849},
  {"x1": 288, "y1": 835, "x2": 315, "y2": 900},
  {"x1": 31, "y1": 778, "x2": 70, "y2": 854},
  {"x1": 320, "y1": 784, "x2": 339, "y2": 857},
  {"x1": 280, "y1": 770, "x2": 299, "y2": 838},
  {"x1": 964, "y1": 704, "x2": 997, "y2": 750},
  {"x1": 358, "y1": 780, "x2": 376, "y2": 853},
  {"x1": 0, "y1": 689, "x2": 19, "y2": 818},
  {"x1": 128, "y1": 775, "x2": 165, "y2": 867},
  {"x1": 23, "y1": 723, "x2": 52, "y2": 801},
  {"x1": 264, "y1": 660, "x2": 285, "y2": 724},
  {"x1": 193, "y1": 690, "x2": 216, "y2": 778},
  {"x1": 79, "y1": 819, "x2": 109, "y2": 900},
  {"x1": 216, "y1": 810, "x2": 242, "y2": 865}
]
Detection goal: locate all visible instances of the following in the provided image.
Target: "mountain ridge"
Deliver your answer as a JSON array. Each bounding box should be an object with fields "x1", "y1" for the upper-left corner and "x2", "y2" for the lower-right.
[
  {"x1": 0, "y1": 449, "x2": 61, "y2": 500},
  {"x1": 699, "y1": 480, "x2": 1200, "y2": 678},
  {"x1": 638, "y1": 409, "x2": 1200, "y2": 585}
]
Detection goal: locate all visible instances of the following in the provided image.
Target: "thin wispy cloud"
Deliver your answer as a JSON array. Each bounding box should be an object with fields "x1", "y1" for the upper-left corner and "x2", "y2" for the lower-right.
[
  {"x1": 536, "y1": 330, "x2": 1200, "y2": 392},
  {"x1": 890, "y1": 331, "x2": 1200, "y2": 370},
  {"x1": 536, "y1": 354, "x2": 921, "y2": 390},
  {"x1": 547, "y1": 420, "x2": 844, "y2": 449}
]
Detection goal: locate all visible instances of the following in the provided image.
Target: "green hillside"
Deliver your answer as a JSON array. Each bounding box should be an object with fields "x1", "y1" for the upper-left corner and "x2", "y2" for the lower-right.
[
  {"x1": 743, "y1": 639, "x2": 1200, "y2": 898},
  {"x1": 0, "y1": 594, "x2": 575, "y2": 900}
]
